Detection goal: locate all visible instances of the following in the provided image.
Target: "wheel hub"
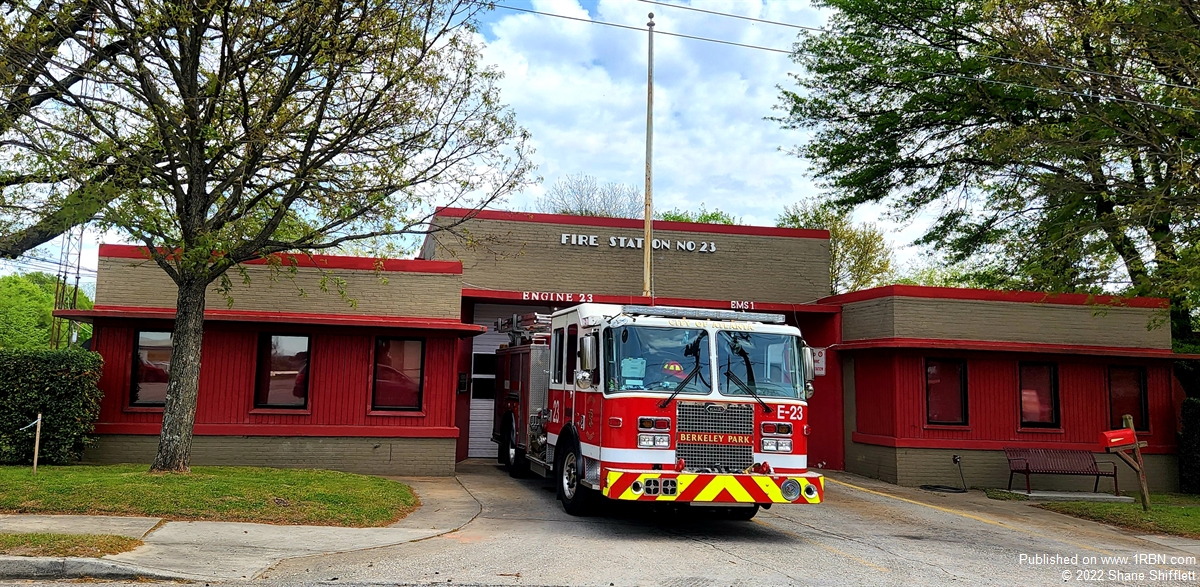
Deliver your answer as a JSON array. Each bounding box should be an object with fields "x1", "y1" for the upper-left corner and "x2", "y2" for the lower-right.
[{"x1": 561, "y1": 452, "x2": 578, "y2": 499}]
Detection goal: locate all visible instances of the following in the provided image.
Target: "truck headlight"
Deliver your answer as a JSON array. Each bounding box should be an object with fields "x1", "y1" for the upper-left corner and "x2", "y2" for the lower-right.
[
  {"x1": 778, "y1": 439, "x2": 792, "y2": 452},
  {"x1": 639, "y1": 433, "x2": 670, "y2": 448},
  {"x1": 761, "y1": 438, "x2": 778, "y2": 452}
]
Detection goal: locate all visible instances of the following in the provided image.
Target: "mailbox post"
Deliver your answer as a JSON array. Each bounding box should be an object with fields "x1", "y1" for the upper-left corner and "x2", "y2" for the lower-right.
[{"x1": 1100, "y1": 414, "x2": 1150, "y2": 512}]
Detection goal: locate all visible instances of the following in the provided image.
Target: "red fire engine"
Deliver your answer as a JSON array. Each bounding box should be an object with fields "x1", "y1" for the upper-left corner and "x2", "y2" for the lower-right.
[{"x1": 492, "y1": 304, "x2": 824, "y2": 519}]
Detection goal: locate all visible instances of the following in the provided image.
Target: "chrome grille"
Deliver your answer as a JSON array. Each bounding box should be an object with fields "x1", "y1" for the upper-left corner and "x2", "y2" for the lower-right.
[{"x1": 676, "y1": 402, "x2": 754, "y2": 472}]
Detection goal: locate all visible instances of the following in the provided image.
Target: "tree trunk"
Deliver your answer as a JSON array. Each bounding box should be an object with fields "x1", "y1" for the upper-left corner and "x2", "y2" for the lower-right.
[{"x1": 150, "y1": 278, "x2": 208, "y2": 472}]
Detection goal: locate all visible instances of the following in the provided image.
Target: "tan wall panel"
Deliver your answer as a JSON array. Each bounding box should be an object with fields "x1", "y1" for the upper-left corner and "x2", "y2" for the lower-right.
[
  {"x1": 841, "y1": 298, "x2": 896, "y2": 341},
  {"x1": 84, "y1": 435, "x2": 456, "y2": 476},
  {"x1": 889, "y1": 447, "x2": 1178, "y2": 493},
  {"x1": 426, "y1": 217, "x2": 831, "y2": 304},
  {"x1": 96, "y1": 257, "x2": 462, "y2": 319},
  {"x1": 844, "y1": 441, "x2": 900, "y2": 484},
  {"x1": 841, "y1": 296, "x2": 1169, "y2": 349}
]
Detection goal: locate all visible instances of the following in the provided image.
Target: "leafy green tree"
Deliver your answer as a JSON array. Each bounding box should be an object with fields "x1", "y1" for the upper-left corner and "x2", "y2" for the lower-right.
[
  {"x1": 777, "y1": 202, "x2": 894, "y2": 294},
  {"x1": 0, "y1": 273, "x2": 93, "y2": 349},
  {"x1": 657, "y1": 205, "x2": 740, "y2": 225},
  {"x1": 65, "y1": 0, "x2": 532, "y2": 471},
  {"x1": 776, "y1": 0, "x2": 1200, "y2": 340},
  {"x1": 0, "y1": 0, "x2": 136, "y2": 259}
]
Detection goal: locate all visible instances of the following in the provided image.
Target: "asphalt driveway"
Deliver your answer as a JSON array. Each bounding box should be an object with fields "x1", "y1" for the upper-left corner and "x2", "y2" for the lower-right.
[{"x1": 260, "y1": 459, "x2": 1199, "y2": 587}]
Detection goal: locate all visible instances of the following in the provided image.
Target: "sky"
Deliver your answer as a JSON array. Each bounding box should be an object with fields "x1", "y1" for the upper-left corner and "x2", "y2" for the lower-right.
[{"x1": 1, "y1": 0, "x2": 930, "y2": 286}]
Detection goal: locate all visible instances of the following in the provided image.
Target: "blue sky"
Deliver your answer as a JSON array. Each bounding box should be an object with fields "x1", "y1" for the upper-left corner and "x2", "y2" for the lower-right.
[{"x1": 3, "y1": 0, "x2": 929, "y2": 283}]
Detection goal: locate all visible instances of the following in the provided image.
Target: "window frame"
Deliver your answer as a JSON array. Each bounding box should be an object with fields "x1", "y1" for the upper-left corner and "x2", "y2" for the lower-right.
[
  {"x1": 924, "y1": 357, "x2": 968, "y2": 426},
  {"x1": 551, "y1": 327, "x2": 564, "y2": 384},
  {"x1": 1018, "y1": 362, "x2": 1060, "y2": 429},
  {"x1": 565, "y1": 324, "x2": 578, "y2": 385},
  {"x1": 253, "y1": 333, "x2": 311, "y2": 410},
  {"x1": 1108, "y1": 365, "x2": 1149, "y2": 432},
  {"x1": 130, "y1": 330, "x2": 172, "y2": 407},
  {"x1": 370, "y1": 337, "x2": 426, "y2": 412}
]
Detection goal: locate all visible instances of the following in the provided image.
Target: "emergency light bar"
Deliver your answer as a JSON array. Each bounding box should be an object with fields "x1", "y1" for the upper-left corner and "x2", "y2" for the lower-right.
[
  {"x1": 495, "y1": 312, "x2": 551, "y2": 333},
  {"x1": 621, "y1": 305, "x2": 787, "y2": 324}
]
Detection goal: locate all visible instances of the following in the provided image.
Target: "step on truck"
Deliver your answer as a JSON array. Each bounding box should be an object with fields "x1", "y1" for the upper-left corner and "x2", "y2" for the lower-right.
[{"x1": 492, "y1": 304, "x2": 824, "y2": 519}]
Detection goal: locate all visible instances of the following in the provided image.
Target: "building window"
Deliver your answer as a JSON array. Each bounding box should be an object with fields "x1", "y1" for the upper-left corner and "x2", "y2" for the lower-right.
[
  {"x1": 471, "y1": 353, "x2": 496, "y2": 400},
  {"x1": 551, "y1": 328, "x2": 564, "y2": 384},
  {"x1": 1109, "y1": 366, "x2": 1148, "y2": 431},
  {"x1": 565, "y1": 325, "x2": 578, "y2": 384},
  {"x1": 1019, "y1": 362, "x2": 1059, "y2": 428},
  {"x1": 926, "y1": 358, "x2": 967, "y2": 425},
  {"x1": 372, "y1": 338, "x2": 424, "y2": 411},
  {"x1": 132, "y1": 331, "x2": 172, "y2": 406},
  {"x1": 254, "y1": 334, "x2": 310, "y2": 409}
]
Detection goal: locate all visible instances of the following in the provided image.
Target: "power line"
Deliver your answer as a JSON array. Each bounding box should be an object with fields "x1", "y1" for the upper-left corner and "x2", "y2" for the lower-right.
[
  {"x1": 635, "y1": 0, "x2": 1200, "y2": 94},
  {"x1": 490, "y1": 4, "x2": 1200, "y2": 114}
]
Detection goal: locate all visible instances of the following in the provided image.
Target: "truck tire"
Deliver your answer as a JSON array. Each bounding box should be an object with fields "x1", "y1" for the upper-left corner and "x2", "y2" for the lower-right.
[
  {"x1": 507, "y1": 418, "x2": 529, "y2": 478},
  {"x1": 497, "y1": 418, "x2": 512, "y2": 466},
  {"x1": 555, "y1": 435, "x2": 595, "y2": 516},
  {"x1": 721, "y1": 505, "x2": 760, "y2": 521}
]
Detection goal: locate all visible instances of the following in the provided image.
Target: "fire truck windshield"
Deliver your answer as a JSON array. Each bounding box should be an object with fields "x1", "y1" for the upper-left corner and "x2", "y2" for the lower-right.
[
  {"x1": 717, "y1": 330, "x2": 805, "y2": 399},
  {"x1": 604, "y1": 326, "x2": 711, "y2": 394}
]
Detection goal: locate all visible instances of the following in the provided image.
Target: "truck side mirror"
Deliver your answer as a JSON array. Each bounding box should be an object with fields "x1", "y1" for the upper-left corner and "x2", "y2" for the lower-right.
[
  {"x1": 580, "y1": 334, "x2": 598, "y2": 371},
  {"x1": 802, "y1": 347, "x2": 815, "y2": 383}
]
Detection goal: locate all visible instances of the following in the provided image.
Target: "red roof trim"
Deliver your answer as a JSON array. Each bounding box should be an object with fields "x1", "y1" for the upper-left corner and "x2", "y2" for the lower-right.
[
  {"x1": 56, "y1": 305, "x2": 485, "y2": 334},
  {"x1": 820, "y1": 284, "x2": 1168, "y2": 309},
  {"x1": 459, "y1": 288, "x2": 842, "y2": 314},
  {"x1": 93, "y1": 423, "x2": 459, "y2": 438},
  {"x1": 98, "y1": 244, "x2": 463, "y2": 274},
  {"x1": 434, "y1": 207, "x2": 831, "y2": 240},
  {"x1": 834, "y1": 337, "x2": 1177, "y2": 358},
  {"x1": 851, "y1": 432, "x2": 1173, "y2": 453}
]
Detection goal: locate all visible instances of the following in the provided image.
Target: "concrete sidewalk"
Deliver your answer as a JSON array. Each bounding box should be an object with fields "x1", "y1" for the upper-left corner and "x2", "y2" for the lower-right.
[{"x1": 0, "y1": 475, "x2": 480, "y2": 581}]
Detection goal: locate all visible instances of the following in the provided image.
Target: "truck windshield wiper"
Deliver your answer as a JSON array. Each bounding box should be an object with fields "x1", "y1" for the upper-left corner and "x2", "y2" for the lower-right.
[
  {"x1": 723, "y1": 369, "x2": 773, "y2": 414},
  {"x1": 658, "y1": 361, "x2": 707, "y2": 408}
]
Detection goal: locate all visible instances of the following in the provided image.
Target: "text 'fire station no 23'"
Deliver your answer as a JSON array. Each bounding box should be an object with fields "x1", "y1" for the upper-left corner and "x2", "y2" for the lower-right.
[{"x1": 560, "y1": 233, "x2": 718, "y2": 253}]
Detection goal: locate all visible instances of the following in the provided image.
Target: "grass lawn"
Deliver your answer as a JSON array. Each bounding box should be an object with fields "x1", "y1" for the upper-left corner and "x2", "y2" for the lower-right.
[
  {"x1": 0, "y1": 533, "x2": 142, "y2": 557},
  {"x1": 983, "y1": 488, "x2": 1029, "y2": 501},
  {"x1": 1037, "y1": 493, "x2": 1200, "y2": 539},
  {"x1": 0, "y1": 464, "x2": 418, "y2": 527}
]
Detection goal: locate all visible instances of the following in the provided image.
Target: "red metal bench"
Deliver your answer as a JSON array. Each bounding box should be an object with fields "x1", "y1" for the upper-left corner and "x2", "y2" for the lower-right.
[{"x1": 1004, "y1": 448, "x2": 1118, "y2": 495}]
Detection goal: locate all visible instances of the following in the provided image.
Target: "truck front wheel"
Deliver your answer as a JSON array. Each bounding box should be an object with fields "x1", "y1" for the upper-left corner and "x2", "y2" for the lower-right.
[
  {"x1": 555, "y1": 437, "x2": 595, "y2": 516},
  {"x1": 507, "y1": 419, "x2": 529, "y2": 478}
]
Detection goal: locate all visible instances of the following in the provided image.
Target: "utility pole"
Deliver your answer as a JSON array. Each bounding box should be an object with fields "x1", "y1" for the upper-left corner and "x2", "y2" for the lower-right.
[{"x1": 642, "y1": 12, "x2": 654, "y2": 298}]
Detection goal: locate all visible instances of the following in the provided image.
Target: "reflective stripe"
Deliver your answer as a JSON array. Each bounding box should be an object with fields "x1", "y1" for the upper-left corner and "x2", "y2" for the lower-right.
[
  {"x1": 579, "y1": 441, "x2": 601, "y2": 459},
  {"x1": 601, "y1": 447, "x2": 676, "y2": 464},
  {"x1": 601, "y1": 471, "x2": 825, "y2": 504},
  {"x1": 753, "y1": 453, "x2": 807, "y2": 469}
]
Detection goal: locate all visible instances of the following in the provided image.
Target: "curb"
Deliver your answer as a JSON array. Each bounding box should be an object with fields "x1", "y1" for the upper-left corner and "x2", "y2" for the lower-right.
[{"x1": 0, "y1": 555, "x2": 196, "y2": 581}]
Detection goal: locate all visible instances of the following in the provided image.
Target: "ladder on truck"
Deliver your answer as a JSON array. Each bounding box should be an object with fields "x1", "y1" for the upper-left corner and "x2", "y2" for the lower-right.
[{"x1": 495, "y1": 312, "x2": 552, "y2": 346}]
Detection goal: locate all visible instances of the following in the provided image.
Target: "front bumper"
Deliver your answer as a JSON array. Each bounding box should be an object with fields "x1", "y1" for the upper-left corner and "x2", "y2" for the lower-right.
[{"x1": 601, "y1": 468, "x2": 824, "y2": 504}]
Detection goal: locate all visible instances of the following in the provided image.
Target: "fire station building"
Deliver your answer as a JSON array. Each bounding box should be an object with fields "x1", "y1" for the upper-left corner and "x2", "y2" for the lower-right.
[{"x1": 63, "y1": 208, "x2": 1190, "y2": 491}]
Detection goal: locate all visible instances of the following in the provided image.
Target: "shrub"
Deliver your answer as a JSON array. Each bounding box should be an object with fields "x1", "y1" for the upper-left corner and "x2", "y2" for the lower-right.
[
  {"x1": 1182, "y1": 398, "x2": 1200, "y2": 494},
  {"x1": 0, "y1": 349, "x2": 103, "y2": 464}
]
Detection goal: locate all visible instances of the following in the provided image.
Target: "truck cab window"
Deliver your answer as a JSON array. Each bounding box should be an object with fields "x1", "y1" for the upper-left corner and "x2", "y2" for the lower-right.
[
  {"x1": 566, "y1": 324, "x2": 578, "y2": 384},
  {"x1": 551, "y1": 328, "x2": 564, "y2": 384},
  {"x1": 606, "y1": 326, "x2": 710, "y2": 394}
]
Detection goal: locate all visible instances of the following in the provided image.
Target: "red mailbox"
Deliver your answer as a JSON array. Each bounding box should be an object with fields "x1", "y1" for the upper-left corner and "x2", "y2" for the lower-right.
[{"x1": 1100, "y1": 429, "x2": 1136, "y2": 449}]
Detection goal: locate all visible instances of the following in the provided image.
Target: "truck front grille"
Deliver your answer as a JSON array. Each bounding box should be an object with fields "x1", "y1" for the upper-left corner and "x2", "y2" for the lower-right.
[{"x1": 675, "y1": 402, "x2": 754, "y2": 473}]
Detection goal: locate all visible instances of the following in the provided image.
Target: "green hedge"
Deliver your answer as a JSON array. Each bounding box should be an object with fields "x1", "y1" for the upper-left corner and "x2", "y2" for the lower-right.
[
  {"x1": 1183, "y1": 398, "x2": 1200, "y2": 494},
  {"x1": 0, "y1": 349, "x2": 103, "y2": 465}
]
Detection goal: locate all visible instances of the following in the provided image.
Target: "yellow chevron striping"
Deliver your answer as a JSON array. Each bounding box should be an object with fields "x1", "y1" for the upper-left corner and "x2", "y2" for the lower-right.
[{"x1": 693, "y1": 475, "x2": 755, "y2": 502}]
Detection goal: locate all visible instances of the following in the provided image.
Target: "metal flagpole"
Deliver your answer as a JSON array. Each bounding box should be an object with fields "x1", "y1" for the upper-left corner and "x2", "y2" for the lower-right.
[{"x1": 642, "y1": 12, "x2": 655, "y2": 298}]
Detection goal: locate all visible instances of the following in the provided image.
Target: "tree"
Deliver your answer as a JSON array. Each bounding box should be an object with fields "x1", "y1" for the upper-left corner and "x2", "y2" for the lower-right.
[
  {"x1": 777, "y1": 201, "x2": 894, "y2": 294},
  {"x1": 0, "y1": 273, "x2": 93, "y2": 349},
  {"x1": 657, "y1": 205, "x2": 740, "y2": 225},
  {"x1": 68, "y1": 0, "x2": 531, "y2": 472},
  {"x1": 776, "y1": 0, "x2": 1200, "y2": 340},
  {"x1": 535, "y1": 173, "x2": 642, "y2": 218},
  {"x1": 0, "y1": 0, "x2": 137, "y2": 259}
]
